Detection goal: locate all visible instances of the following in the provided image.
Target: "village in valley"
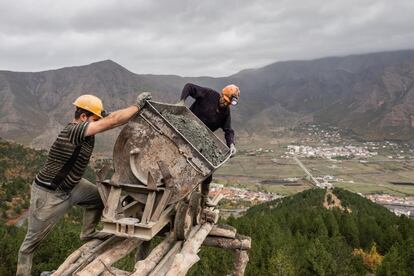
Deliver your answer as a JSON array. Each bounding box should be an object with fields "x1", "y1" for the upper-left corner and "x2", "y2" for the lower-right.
[{"x1": 213, "y1": 124, "x2": 414, "y2": 218}]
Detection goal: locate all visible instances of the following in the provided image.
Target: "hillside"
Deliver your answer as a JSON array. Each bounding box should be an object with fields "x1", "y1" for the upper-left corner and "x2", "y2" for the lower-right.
[
  {"x1": 0, "y1": 138, "x2": 47, "y2": 225},
  {"x1": 1, "y1": 138, "x2": 413, "y2": 275},
  {"x1": 0, "y1": 139, "x2": 102, "y2": 275},
  {"x1": 0, "y1": 138, "x2": 98, "y2": 226},
  {"x1": 190, "y1": 188, "x2": 414, "y2": 276},
  {"x1": 2, "y1": 50, "x2": 414, "y2": 152}
]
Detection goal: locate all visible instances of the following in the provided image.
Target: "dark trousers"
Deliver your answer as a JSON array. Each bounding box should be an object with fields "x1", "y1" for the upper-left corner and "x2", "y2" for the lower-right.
[{"x1": 201, "y1": 175, "x2": 213, "y2": 197}]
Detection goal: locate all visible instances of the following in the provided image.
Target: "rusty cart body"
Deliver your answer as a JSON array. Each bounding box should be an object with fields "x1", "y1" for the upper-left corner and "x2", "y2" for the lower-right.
[{"x1": 97, "y1": 101, "x2": 231, "y2": 240}]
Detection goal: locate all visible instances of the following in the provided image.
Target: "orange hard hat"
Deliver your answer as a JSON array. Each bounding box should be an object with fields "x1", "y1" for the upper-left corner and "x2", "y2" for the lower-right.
[
  {"x1": 73, "y1": 94, "x2": 104, "y2": 118},
  {"x1": 222, "y1": 84, "x2": 240, "y2": 104}
]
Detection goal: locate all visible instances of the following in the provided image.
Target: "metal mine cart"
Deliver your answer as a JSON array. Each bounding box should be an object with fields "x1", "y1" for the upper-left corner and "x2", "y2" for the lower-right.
[{"x1": 96, "y1": 101, "x2": 231, "y2": 241}]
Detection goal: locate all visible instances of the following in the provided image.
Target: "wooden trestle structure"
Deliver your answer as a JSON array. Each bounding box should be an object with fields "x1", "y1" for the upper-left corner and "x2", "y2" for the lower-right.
[{"x1": 52, "y1": 194, "x2": 251, "y2": 276}]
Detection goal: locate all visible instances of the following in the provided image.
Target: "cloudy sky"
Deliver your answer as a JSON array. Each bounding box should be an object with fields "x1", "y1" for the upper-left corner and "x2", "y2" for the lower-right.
[{"x1": 1, "y1": 0, "x2": 414, "y2": 77}]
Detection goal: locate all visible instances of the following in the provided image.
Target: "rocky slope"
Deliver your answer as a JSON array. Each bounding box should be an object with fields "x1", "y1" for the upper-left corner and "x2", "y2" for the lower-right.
[{"x1": 1, "y1": 50, "x2": 414, "y2": 151}]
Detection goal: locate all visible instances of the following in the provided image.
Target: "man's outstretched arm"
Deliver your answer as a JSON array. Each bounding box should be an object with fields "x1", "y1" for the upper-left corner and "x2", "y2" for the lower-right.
[{"x1": 85, "y1": 92, "x2": 151, "y2": 136}]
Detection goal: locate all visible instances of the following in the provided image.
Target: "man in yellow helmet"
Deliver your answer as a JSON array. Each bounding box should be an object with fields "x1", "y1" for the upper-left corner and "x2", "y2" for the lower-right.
[
  {"x1": 177, "y1": 83, "x2": 240, "y2": 206},
  {"x1": 16, "y1": 92, "x2": 152, "y2": 276}
]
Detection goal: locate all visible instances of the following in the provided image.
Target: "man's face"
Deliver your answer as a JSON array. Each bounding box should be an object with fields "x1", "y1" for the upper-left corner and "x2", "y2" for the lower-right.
[
  {"x1": 88, "y1": 114, "x2": 101, "y2": 122},
  {"x1": 79, "y1": 113, "x2": 100, "y2": 122}
]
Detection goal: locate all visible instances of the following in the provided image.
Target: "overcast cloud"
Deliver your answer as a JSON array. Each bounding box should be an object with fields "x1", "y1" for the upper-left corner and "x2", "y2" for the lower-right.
[{"x1": 0, "y1": 0, "x2": 414, "y2": 76}]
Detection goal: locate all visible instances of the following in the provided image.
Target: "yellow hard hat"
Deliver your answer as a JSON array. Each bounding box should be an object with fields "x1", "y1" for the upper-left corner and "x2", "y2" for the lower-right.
[
  {"x1": 73, "y1": 94, "x2": 104, "y2": 118},
  {"x1": 222, "y1": 84, "x2": 240, "y2": 104}
]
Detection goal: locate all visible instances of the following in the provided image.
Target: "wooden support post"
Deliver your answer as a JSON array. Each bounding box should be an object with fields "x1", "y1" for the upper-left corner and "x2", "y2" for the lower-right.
[
  {"x1": 60, "y1": 236, "x2": 122, "y2": 276},
  {"x1": 132, "y1": 234, "x2": 176, "y2": 275},
  {"x1": 104, "y1": 186, "x2": 122, "y2": 220},
  {"x1": 233, "y1": 250, "x2": 249, "y2": 276},
  {"x1": 52, "y1": 239, "x2": 102, "y2": 275},
  {"x1": 149, "y1": 241, "x2": 183, "y2": 276},
  {"x1": 165, "y1": 223, "x2": 214, "y2": 276},
  {"x1": 96, "y1": 164, "x2": 111, "y2": 208},
  {"x1": 141, "y1": 172, "x2": 157, "y2": 223},
  {"x1": 97, "y1": 182, "x2": 110, "y2": 209},
  {"x1": 151, "y1": 161, "x2": 174, "y2": 222},
  {"x1": 141, "y1": 192, "x2": 156, "y2": 223},
  {"x1": 150, "y1": 190, "x2": 172, "y2": 222},
  {"x1": 76, "y1": 238, "x2": 142, "y2": 276}
]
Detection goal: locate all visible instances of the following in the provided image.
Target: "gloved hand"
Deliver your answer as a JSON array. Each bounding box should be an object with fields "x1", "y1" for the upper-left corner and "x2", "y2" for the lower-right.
[
  {"x1": 175, "y1": 99, "x2": 185, "y2": 106},
  {"x1": 136, "y1": 92, "x2": 152, "y2": 109},
  {"x1": 230, "y1": 143, "x2": 237, "y2": 158}
]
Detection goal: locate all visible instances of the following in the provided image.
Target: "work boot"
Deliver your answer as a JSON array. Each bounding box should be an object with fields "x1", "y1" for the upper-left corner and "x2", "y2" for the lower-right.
[
  {"x1": 80, "y1": 231, "x2": 112, "y2": 241},
  {"x1": 79, "y1": 207, "x2": 108, "y2": 241},
  {"x1": 16, "y1": 252, "x2": 33, "y2": 276}
]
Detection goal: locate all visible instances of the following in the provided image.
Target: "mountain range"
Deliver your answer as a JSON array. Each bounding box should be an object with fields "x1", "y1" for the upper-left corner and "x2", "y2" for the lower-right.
[{"x1": 2, "y1": 49, "x2": 414, "y2": 151}]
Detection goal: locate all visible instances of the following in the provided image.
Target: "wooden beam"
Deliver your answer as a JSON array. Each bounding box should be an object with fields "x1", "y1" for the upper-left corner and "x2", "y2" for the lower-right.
[
  {"x1": 132, "y1": 234, "x2": 175, "y2": 275},
  {"x1": 203, "y1": 235, "x2": 251, "y2": 251},
  {"x1": 76, "y1": 238, "x2": 142, "y2": 276},
  {"x1": 233, "y1": 250, "x2": 249, "y2": 276},
  {"x1": 141, "y1": 192, "x2": 156, "y2": 224},
  {"x1": 166, "y1": 223, "x2": 214, "y2": 276},
  {"x1": 104, "y1": 186, "x2": 122, "y2": 220},
  {"x1": 60, "y1": 236, "x2": 122, "y2": 276},
  {"x1": 149, "y1": 241, "x2": 183, "y2": 276},
  {"x1": 151, "y1": 190, "x2": 172, "y2": 222},
  {"x1": 52, "y1": 239, "x2": 102, "y2": 275},
  {"x1": 209, "y1": 224, "x2": 237, "y2": 239}
]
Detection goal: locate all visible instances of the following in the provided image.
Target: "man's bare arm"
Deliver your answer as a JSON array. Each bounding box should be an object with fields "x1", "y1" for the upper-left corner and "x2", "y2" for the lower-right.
[{"x1": 85, "y1": 106, "x2": 139, "y2": 136}]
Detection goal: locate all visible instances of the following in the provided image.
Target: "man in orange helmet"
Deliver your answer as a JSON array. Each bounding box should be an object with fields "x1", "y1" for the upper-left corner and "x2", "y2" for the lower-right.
[
  {"x1": 16, "y1": 92, "x2": 151, "y2": 276},
  {"x1": 177, "y1": 83, "x2": 240, "y2": 206}
]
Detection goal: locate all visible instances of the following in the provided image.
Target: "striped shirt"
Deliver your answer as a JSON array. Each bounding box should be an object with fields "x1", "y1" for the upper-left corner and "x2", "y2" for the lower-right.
[{"x1": 35, "y1": 122, "x2": 95, "y2": 193}]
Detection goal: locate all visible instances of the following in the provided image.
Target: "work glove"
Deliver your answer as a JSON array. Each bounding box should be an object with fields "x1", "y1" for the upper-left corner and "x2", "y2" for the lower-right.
[
  {"x1": 230, "y1": 143, "x2": 237, "y2": 158},
  {"x1": 136, "y1": 92, "x2": 152, "y2": 109},
  {"x1": 175, "y1": 99, "x2": 185, "y2": 106}
]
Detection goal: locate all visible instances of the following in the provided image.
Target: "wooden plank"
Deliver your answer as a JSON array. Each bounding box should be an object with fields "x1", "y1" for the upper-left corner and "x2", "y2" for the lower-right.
[
  {"x1": 120, "y1": 200, "x2": 140, "y2": 212},
  {"x1": 233, "y1": 250, "x2": 249, "y2": 276},
  {"x1": 132, "y1": 234, "x2": 176, "y2": 275},
  {"x1": 60, "y1": 236, "x2": 122, "y2": 276},
  {"x1": 209, "y1": 224, "x2": 237, "y2": 239},
  {"x1": 166, "y1": 223, "x2": 214, "y2": 276},
  {"x1": 96, "y1": 183, "x2": 110, "y2": 209},
  {"x1": 141, "y1": 192, "x2": 156, "y2": 224},
  {"x1": 150, "y1": 190, "x2": 172, "y2": 222},
  {"x1": 52, "y1": 239, "x2": 102, "y2": 275},
  {"x1": 149, "y1": 241, "x2": 183, "y2": 276},
  {"x1": 104, "y1": 186, "x2": 122, "y2": 220},
  {"x1": 76, "y1": 238, "x2": 142, "y2": 276}
]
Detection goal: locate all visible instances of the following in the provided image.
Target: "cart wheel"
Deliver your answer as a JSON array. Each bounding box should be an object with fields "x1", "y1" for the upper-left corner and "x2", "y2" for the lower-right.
[
  {"x1": 188, "y1": 192, "x2": 202, "y2": 226},
  {"x1": 174, "y1": 201, "x2": 192, "y2": 240}
]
